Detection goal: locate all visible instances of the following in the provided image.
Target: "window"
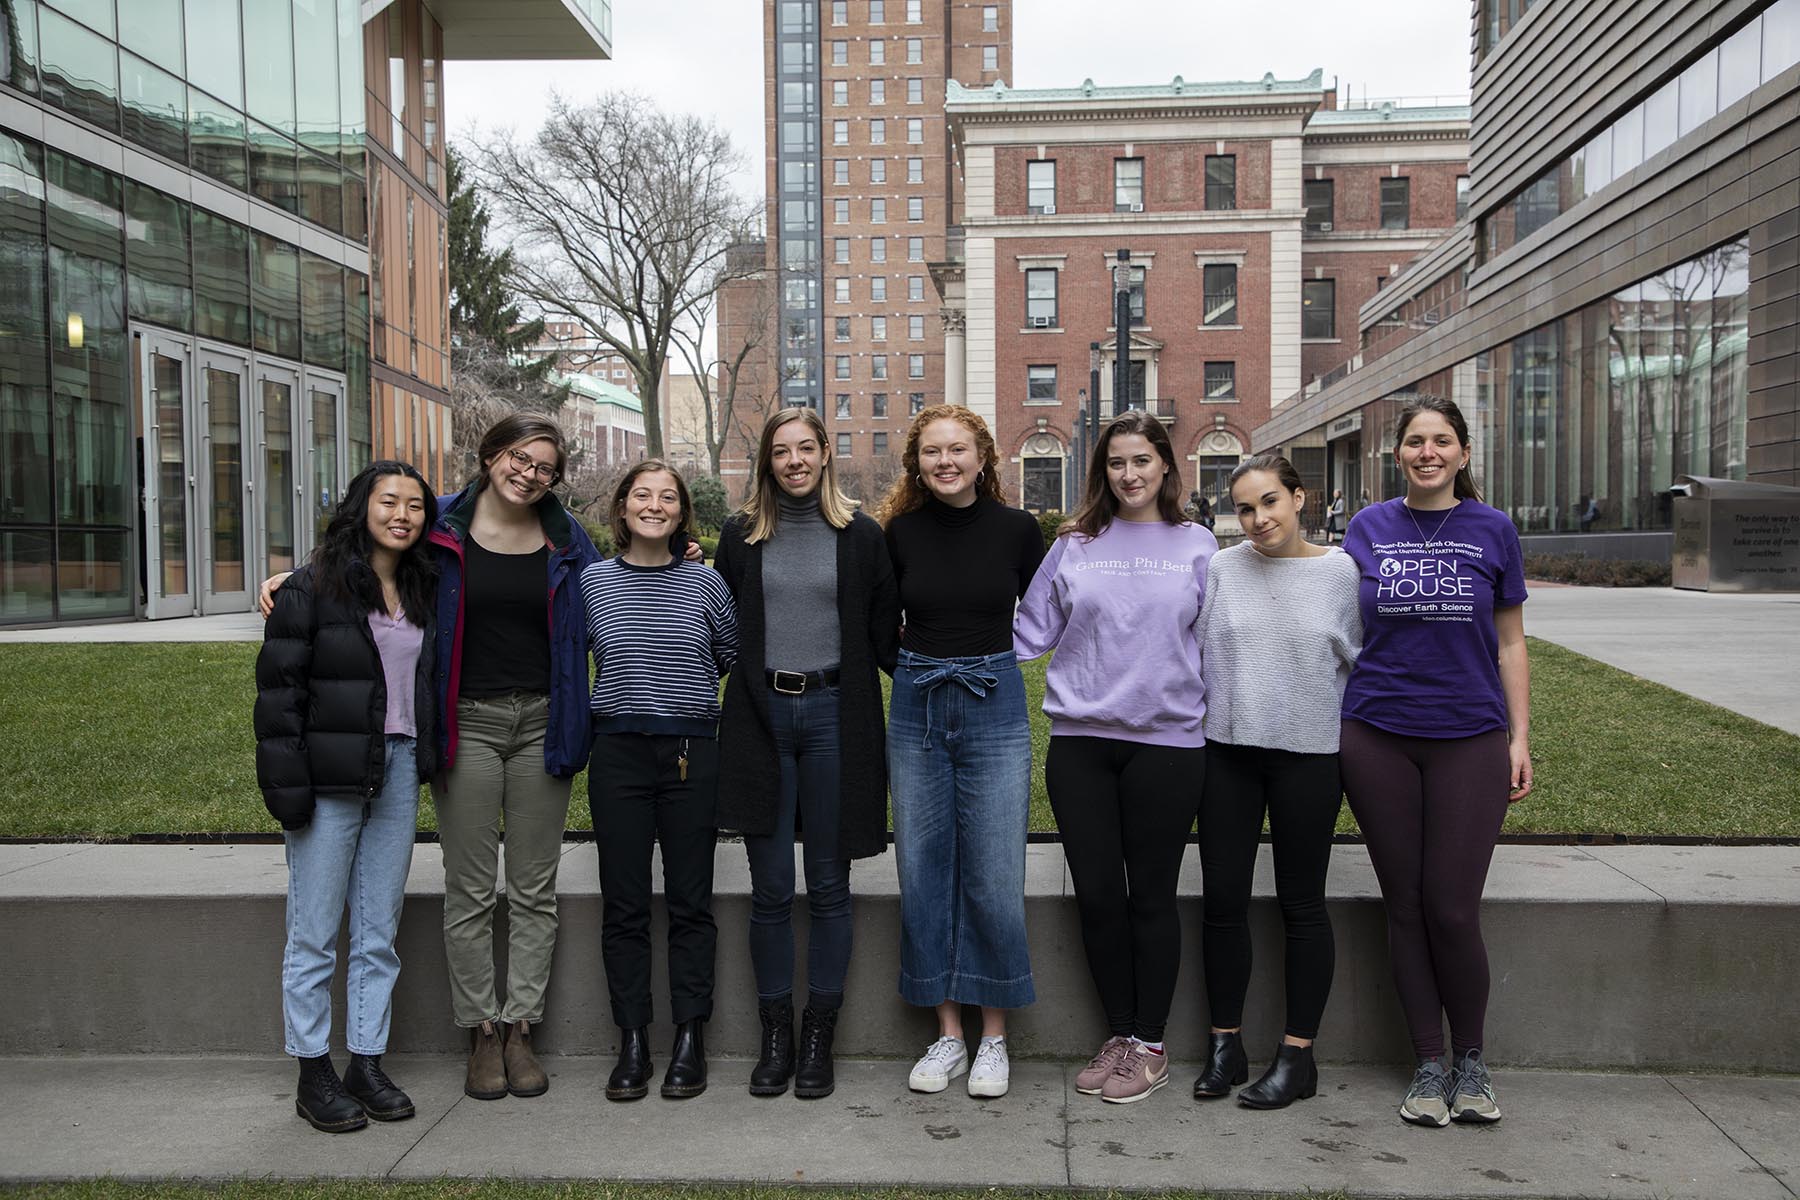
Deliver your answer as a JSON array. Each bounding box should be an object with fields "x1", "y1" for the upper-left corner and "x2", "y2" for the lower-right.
[
  {"x1": 872, "y1": 392, "x2": 888, "y2": 417},
  {"x1": 872, "y1": 316, "x2": 888, "y2": 340},
  {"x1": 870, "y1": 237, "x2": 887, "y2": 263},
  {"x1": 1204, "y1": 155, "x2": 1236, "y2": 210},
  {"x1": 836, "y1": 394, "x2": 852, "y2": 418},
  {"x1": 907, "y1": 157, "x2": 924, "y2": 183},
  {"x1": 908, "y1": 275, "x2": 925, "y2": 301},
  {"x1": 835, "y1": 355, "x2": 852, "y2": 379},
  {"x1": 871, "y1": 275, "x2": 888, "y2": 300},
  {"x1": 908, "y1": 196, "x2": 924, "y2": 222},
  {"x1": 782, "y1": 39, "x2": 817, "y2": 73},
  {"x1": 873, "y1": 432, "x2": 889, "y2": 454},
  {"x1": 982, "y1": 45, "x2": 998, "y2": 71},
  {"x1": 781, "y1": 2, "x2": 816, "y2": 32},
  {"x1": 1114, "y1": 158, "x2": 1144, "y2": 211},
  {"x1": 872, "y1": 355, "x2": 888, "y2": 379},
  {"x1": 870, "y1": 39, "x2": 886, "y2": 64},
  {"x1": 870, "y1": 158, "x2": 887, "y2": 183},
  {"x1": 1381, "y1": 178, "x2": 1410, "y2": 230},
  {"x1": 1027, "y1": 364, "x2": 1058, "y2": 403},
  {"x1": 906, "y1": 0, "x2": 922, "y2": 21},
  {"x1": 835, "y1": 316, "x2": 851, "y2": 341},
  {"x1": 832, "y1": 80, "x2": 848, "y2": 105},
  {"x1": 869, "y1": 79, "x2": 885, "y2": 104},
  {"x1": 834, "y1": 237, "x2": 850, "y2": 263},
  {"x1": 1302, "y1": 279, "x2": 1336, "y2": 339},
  {"x1": 1125, "y1": 265, "x2": 1146, "y2": 322},
  {"x1": 1027, "y1": 160, "x2": 1056, "y2": 211},
  {"x1": 1303, "y1": 179, "x2": 1334, "y2": 231},
  {"x1": 910, "y1": 392, "x2": 925, "y2": 414},
  {"x1": 1204, "y1": 362, "x2": 1236, "y2": 401},
  {"x1": 906, "y1": 37, "x2": 923, "y2": 63},
  {"x1": 907, "y1": 118, "x2": 924, "y2": 144},
  {"x1": 1026, "y1": 268, "x2": 1058, "y2": 325},
  {"x1": 908, "y1": 354, "x2": 925, "y2": 378},
  {"x1": 871, "y1": 197, "x2": 887, "y2": 222},
  {"x1": 834, "y1": 278, "x2": 851, "y2": 302},
  {"x1": 908, "y1": 236, "x2": 924, "y2": 261},
  {"x1": 831, "y1": 40, "x2": 848, "y2": 65},
  {"x1": 908, "y1": 78, "x2": 923, "y2": 103},
  {"x1": 832, "y1": 0, "x2": 847, "y2": 23},
  {"x1": 833, "y1": 120, "x2": 849, "y2": 145},
  {"x1": 833, "y1": 198, "x2": 850, "y2": 223},
  {"x1": 1124, "y1": 361, "x2": 1147, "y2": 405},
  {"x1": 837, "y1": 432, "x2": 853, "y2": 457},
  {"x1": 1456, "y1": 175, "x2": 1471, "y2": 221},
  {"x1": 909, "y1": 314, "x2": 924, "y2": 339},
  {"x1": 1203, "y1": 263, "x2": 1237, "y2": 326},
  {"x1": 870, "y1": 119, "x2": 885, "y2": 144},
  {"x1": 833, "y1": 159, "x2": 849, "y2": 185},
  {"x1": 870, "y1": 0, "x2": 885, "y2": 21}
]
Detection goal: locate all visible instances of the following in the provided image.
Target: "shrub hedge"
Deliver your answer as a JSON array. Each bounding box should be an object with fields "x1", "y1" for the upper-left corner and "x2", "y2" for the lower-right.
[{"x1": 1523, "y1": 553, "x2": 1671, "y2": 587}]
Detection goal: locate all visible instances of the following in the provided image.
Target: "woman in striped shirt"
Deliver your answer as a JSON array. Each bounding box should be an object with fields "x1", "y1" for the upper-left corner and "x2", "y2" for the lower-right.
[{"x1": 579, "y1": 460, "x2": 738, "y2": 1103}]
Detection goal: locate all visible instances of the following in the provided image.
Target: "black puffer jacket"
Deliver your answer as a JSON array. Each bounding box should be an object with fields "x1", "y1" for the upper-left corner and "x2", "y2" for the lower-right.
[{"x1": 254, "y1": 565, "x2": 438, "y2": 830}]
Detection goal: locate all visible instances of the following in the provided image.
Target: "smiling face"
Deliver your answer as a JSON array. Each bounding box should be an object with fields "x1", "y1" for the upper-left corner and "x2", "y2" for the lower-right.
[
  {"x1": 486, "y1": 437, "x2": 561, "y2": 508},
  {"x1": 365, "y1": 473, "x2": 429, "y2": 555},
  {"x1": 1395, "y1": 410, "x2": 1469, "y2": 500},
  {"x1": 916, "y1": 417, "x2": 982, "y2": 506},
  {"x1": 768, "y1": 418, "x2": 828, "y2": 499},
  {"x1": 619, "y1": 469, "x2": 685, "y2": 550},
  {"x1": 1105, "y1": 432, "x2": 1169, "y2": 521},
  {"x1": 1231, "y1": 469, "x2": 1306, "y2": 556}
]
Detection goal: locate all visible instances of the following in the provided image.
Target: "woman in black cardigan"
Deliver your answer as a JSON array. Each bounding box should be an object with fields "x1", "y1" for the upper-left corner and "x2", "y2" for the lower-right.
[{"x1": 713, "y1": 407, "x2": 900, "y2": 1100}]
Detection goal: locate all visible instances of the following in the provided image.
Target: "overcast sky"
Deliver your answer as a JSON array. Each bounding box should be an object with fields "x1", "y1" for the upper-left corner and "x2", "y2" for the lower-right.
[{"x1": 446, "y1": 0, "x2": 1473, "y2": 200}]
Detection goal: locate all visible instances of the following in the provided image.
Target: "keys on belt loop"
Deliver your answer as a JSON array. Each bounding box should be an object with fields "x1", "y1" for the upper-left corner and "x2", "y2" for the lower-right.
[{"x1": 678, "y1": 737, "x2": 689, "y2": 783}]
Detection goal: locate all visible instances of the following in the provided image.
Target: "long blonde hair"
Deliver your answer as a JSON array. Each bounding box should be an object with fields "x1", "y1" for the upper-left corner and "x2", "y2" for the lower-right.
[
  {"x1": 738, "y1": 407, "x2": 857, "y2": 544},
  {"x1": 875, "y1": 405, "x2": 1006, "y2": 526}
]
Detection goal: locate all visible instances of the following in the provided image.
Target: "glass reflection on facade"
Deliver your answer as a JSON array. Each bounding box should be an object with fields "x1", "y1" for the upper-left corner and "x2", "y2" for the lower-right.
[{"x1": 777, "y1": 0, "x2": 824, "y2": 407}]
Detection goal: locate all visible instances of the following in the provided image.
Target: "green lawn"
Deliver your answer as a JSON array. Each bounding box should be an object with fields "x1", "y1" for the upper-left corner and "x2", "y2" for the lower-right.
[
  {"x1": 1, "y1": 1184, "x2": 1350, "y2": 1200},
  {"x1": 1, "y1": 640, "x2": 1796, "y2": 839}
]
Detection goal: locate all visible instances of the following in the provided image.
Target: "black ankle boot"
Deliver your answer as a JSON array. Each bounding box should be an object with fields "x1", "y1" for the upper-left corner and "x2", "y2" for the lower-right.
[
  {"x1": 1192, "y1": 1030, "x2": 1249, "y2": 1099},
  {"x1": 794, "y1": 1004, "x2": 839, "y2": 1100},
  {"x1": 749, "y1": 997, "x2": 795, "y2": 1096},
  {"x1": 296, "y1": 1054, "x2": 368, "y2": 1133},
  {"x1": 606, "y1": 1027, "x2": 653, "y2": 1102},
  {"x1": 1238, "y1": 1042, "x2": 1319, "y2": 1109},
  {"x1": 345, "y1": 1053, "x2": 415, "y2": 1121},
  {"x1": 662, "y1": 1018, "x2": 708, "y2": 1099}
]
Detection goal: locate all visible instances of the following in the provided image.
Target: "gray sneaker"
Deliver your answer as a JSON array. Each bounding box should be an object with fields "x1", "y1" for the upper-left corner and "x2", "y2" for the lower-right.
[
  {"x1": 1451, "y1": 1049, "x2": 1502, "y2": 1123},
  {"x1": 1399, "y1": 1057, "x2": 1452, "y2": 1128}
]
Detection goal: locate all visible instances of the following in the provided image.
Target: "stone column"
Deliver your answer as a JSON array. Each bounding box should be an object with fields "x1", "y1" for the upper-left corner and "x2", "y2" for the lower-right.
[{"x1": 941, "y1": 308, "x2": 967, "y2": 409}]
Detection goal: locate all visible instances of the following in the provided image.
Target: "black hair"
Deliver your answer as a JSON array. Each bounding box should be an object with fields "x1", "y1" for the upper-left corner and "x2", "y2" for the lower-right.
[{"x1": 311, "y1": 460, "x2": 439, "y2": 627}]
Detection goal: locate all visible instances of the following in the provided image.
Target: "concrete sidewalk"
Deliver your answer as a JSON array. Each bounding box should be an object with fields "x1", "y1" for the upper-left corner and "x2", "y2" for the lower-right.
[{"x1": 1, "y1": 1054, "x2": 1794, "y2": 1199}]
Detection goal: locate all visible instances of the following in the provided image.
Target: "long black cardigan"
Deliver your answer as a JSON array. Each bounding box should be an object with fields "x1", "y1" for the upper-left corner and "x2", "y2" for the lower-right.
[{"x1": 712, "y1": 509, "x2": 900, "y2": 860}]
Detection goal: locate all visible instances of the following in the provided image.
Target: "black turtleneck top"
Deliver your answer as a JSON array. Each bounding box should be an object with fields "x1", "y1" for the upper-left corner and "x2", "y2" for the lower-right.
[{"x1": 883, "y1": 495, "x2": 1046, "y2": 657}]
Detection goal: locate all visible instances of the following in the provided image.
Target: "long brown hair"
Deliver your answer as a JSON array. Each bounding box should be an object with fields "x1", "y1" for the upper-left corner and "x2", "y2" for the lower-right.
[
  {"x1": 609, "y1": 459, "x2": 692, "y2": 552},
  {"x1": 1060, "y1": 409, "x2": 1186, "y2": 538},
  {"x1": 737, "y1": 407, "x2": 857, "y2": 544},
  {"x1": 474, "y1": 412, "x2": 567, "y2": 492},
  {"x1": 1394, "y1": 396, "x2": 1483, "y2": 502},
  {"x1": 875, "y1": 404, "x2": 1005, "y2": 526}
]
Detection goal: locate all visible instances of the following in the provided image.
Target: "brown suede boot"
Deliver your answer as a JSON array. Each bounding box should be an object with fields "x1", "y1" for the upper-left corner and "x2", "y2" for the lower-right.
[
  {"x1": 503, "y1": 1019, "x2": 549, "y2": 1097},
  {"x1": 465, "y1": 1020, "x2": 507, "y2": 1100}
]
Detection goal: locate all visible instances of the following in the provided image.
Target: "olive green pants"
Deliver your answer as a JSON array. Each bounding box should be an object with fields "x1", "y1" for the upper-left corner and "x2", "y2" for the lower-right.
[{"x1": 435, "y1": 692, "x2": 572, "y2": 1027}]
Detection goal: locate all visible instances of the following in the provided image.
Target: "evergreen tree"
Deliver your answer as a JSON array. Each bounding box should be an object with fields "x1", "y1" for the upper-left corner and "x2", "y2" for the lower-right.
[{"x1": 446, "y1": 146, "x2": 544, "y2": 359}]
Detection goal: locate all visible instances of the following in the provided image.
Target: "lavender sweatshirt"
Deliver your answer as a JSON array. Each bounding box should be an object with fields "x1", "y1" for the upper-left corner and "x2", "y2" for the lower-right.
[{"x1": 1014, "y1": 518, "x2": 1218, "y2": 748}]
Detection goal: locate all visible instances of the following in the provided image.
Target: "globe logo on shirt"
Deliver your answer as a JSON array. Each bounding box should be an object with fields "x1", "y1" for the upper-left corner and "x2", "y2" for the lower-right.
[{"x1": 1379, "y1": 556, "x2": 1403, "y2": 577}]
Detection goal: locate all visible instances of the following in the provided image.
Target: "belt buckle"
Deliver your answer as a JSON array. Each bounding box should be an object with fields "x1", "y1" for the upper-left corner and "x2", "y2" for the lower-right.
[{"x1": 773, "y1": 670, "x2": 806, "y2": 695}]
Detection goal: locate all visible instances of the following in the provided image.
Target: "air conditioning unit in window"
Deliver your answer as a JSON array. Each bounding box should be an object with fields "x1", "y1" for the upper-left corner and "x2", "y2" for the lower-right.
[
  {"x1": 1030, "y1": 316, "x2": 1052, "y2": 328},
  {"x1": 1032, "y1": 204, "x2": 1056, "y2": 215},
  {"x1": 1129, "y1": 203, "x2": 1144, "y2": 212},
  {"x1": 1317, "y1": 221, "x2": 1333, "y2": 231}
]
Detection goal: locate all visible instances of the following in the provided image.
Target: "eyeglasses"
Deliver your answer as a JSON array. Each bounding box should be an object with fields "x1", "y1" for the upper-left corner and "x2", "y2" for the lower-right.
[{"x1": 505, "y1": 446, "x2": 561, "y2": 484}]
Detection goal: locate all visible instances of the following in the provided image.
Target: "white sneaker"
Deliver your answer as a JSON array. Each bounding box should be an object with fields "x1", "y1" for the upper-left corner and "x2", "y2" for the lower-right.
[
  {"x1": 908, "y1": 1036, "x2": 969, "y2": 1093},
  {"x1": 967, "y1": 1037, "x2": 1010, "y2": 1098}
]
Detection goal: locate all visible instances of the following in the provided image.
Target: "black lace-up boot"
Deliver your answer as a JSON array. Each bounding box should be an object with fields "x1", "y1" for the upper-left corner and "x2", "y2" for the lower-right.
[
  {"x1": 296, "y1": 1054, "x2": 368, "y2": 1133},
  {"x1": 794, "y1": 1004, "x2": 840, "y2": 1100},
  {"x1": 749, "y1": 997, "x2": 795, "y2": 1096}
]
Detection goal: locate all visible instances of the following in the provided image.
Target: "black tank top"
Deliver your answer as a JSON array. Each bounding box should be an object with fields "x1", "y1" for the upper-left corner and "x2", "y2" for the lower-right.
[{"x1": 458, "y1": 536, "x2": 552, "y2": 697}]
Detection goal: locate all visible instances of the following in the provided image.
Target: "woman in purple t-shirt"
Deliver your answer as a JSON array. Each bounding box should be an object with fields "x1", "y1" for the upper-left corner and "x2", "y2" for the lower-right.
[{"x1": 1339, "y1": 397, "x2": 1532, "y2": 1130}]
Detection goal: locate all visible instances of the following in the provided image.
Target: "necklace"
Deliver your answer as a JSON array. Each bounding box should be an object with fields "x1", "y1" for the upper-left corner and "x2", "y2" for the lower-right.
[{"x1": 1403, "y1": 500, "x2": 1458, "y2": 548}]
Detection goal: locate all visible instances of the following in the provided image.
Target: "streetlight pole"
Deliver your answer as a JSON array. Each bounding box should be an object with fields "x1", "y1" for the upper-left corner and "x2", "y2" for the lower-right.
[{"x1": 1111, "y1": 248, "x2": 1132, "y2": 417}]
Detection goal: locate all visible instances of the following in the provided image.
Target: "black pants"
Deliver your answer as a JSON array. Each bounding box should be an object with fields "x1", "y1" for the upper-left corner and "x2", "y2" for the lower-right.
[
  {"x1": 1198, "y1": 740, "x2": 1342, "y2": 1040},
  {"x1": 1047, "y1": 735, "x2": 1204, "y2": 1043},
  {"x1": 589, "y1": 732, "x2": 719, "y2": 1029}
]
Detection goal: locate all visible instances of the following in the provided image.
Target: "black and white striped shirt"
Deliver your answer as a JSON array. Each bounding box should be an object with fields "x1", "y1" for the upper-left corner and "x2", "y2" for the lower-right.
[{"x1": 580, "y1": 556, "x2": 739, "y2": 737}]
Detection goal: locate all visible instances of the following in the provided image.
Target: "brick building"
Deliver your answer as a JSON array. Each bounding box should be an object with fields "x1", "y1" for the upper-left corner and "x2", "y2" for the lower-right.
[
  {"x1": 525, "y1": 319, "x2": 642, "y2": 392},
  {"x1": 941, "y1": 75, "x2": 1468, "y2": 518}
]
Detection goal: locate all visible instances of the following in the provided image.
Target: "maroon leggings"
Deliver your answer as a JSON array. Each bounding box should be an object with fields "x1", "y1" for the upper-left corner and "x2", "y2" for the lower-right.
[{"x1": 1339, "y1": 719, "x2": 1511, "y2": 1060}]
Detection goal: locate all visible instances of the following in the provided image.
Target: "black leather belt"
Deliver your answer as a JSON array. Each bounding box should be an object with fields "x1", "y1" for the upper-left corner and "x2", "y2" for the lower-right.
[{"x1": 766, "y1": 668, "x2": 841, "y2": 695}]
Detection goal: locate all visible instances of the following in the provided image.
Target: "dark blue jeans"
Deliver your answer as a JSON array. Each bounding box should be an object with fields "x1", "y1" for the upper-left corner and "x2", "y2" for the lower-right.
[{"x1": 743, "y1": 685, "x2": 853, "y2": 1008}]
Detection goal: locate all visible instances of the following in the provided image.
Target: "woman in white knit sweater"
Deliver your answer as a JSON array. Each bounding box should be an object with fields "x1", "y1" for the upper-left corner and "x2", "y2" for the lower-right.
[{"x1": 1191, "y1": 454, "x2": 1361, "y2": 1109}]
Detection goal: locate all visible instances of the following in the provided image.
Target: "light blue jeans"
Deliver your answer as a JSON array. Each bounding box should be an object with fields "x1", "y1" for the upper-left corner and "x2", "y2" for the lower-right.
[
  {"x1": 889, "y1": 649, "x2": 1035, "y2": 1009},
  {"x1": 281, "y1": 735, "x2": 420, "y2": 1058}
]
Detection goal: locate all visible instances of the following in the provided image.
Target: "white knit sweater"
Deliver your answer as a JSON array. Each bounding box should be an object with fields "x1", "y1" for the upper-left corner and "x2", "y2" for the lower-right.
[{"x1": 1196, "y1": 543, "x2": 1363, "y2": 754}]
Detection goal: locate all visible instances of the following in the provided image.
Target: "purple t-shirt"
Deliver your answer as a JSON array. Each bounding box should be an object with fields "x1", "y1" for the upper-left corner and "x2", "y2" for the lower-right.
[{"x1": 1341, "y1": 498, "x2": 1527, "y2": 738}]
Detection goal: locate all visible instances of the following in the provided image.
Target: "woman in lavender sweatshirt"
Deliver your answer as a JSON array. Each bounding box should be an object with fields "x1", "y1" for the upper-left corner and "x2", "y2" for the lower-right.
[{"x1": 1014, "y1": 410, "x2": 1217, "y2": 1105}]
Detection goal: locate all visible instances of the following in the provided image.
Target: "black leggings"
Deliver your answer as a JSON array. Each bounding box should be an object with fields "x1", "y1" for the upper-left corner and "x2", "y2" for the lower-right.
[
  {"x1": 1048, "y1": 735, "x2": 1203, "y2": 1043},
  {"x1": 1339, "y1": 719, "x2": 1510, "y2": 1060},
  {"x1": 1198, "y1": 741, "x2": 1342, "y2": 1040}
]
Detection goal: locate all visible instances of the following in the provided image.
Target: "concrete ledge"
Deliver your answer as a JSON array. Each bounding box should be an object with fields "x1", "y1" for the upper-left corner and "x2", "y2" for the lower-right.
[{"x1": 3, "y1": 843, "x2": 1797, "y2": 1070}]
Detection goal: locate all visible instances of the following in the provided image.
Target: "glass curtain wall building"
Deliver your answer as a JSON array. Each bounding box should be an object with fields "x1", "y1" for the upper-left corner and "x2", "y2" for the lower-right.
[{"x1": 775, "y1": 0, "x2": 823, "y2": 409}]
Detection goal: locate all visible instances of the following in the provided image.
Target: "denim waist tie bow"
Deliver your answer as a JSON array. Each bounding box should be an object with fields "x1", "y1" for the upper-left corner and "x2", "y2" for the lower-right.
[{"x1": 906, "y1": 653, "x2": 1003, "y2": 747}]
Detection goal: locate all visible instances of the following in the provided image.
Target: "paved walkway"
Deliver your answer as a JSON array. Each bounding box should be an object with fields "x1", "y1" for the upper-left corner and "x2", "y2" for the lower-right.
[
  {"x1": 1, "y1": 1055, "x2": 1794, "y2": 1198},
  {"x1": 0, "y1": 611, "x2": 264, "y2": 642}
]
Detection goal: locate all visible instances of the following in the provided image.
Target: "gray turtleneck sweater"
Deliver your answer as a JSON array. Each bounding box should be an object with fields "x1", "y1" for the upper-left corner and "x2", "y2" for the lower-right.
[{"x1": 761, "y1": 494, "x2": 841, "y2": 672}]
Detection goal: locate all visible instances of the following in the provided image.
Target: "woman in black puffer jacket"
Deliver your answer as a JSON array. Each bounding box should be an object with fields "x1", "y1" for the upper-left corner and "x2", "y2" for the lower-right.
[{"x1": 255, "y1": 460, "x2": 438, "y2": 1136}]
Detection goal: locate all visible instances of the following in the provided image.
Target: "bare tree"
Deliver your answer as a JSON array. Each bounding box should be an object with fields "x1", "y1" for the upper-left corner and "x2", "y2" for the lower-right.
[
  {"x1": 469, "y1": 93, "x2": 760, "y2": 458},
  {"x1": 669, "y1": 245, "x2": 782, "y2": 476},
  {"x1": 447, "y1": 333, "x2": 573, "y2": 484}
]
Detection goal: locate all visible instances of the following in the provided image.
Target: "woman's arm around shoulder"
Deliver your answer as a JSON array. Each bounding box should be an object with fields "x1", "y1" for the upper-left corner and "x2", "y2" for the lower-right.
[
  {"x1": 700, "y1": 563, "x2": 740, "y2": 676},
  {"x1": 1013, "y1": 533, "x2": 1070, "y2": 661},
  {"x1": 849, "y1": 512, "x2": 901, "y2": 673}
]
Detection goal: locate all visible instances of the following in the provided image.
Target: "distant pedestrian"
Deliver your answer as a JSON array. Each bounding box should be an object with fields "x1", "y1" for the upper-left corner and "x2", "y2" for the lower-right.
[
  {"x1": 1578, "y1": 494, "x2": 1599, "y2": 533},
  {"x1": 1193, "y1": 455, "x2": 1360, "y2": 1109},
  {"x1": 1340, "y1": 397, "x2": 1532, "y2": 1128},
  {"x1": 1326, "y1": 489, "x2": 1346, "y2": 543},
  {"x1": 256, "y1": 460, "x2": 439, "y2": 1133}
]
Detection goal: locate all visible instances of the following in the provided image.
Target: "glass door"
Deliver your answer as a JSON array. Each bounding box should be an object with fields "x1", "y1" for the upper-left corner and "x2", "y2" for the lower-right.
[
  {"x1": 303, "y1": 373, "x2": 345, "y2": 547},
  {"x1": 140, "y1": 333, "x2": 195, "y2": 619},
  {"x1": 256, "y1": 363, "x2": 302, "y2": 581},
  {"x1": 197, "y1": 347, "x2": 252, "y2": 611}
]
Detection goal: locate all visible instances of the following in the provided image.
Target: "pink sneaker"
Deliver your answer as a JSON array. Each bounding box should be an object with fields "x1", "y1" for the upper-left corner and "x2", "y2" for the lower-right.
[
  {"x1": 1074, "y1": 1035, "x2": 1132, "y2": 1095},
  {"x1": 1102, "y1": 1042, "x2": 1169, "y2": 1104}
]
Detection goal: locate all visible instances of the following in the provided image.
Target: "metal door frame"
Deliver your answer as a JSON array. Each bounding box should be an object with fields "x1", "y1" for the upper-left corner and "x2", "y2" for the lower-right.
[
  {"x1": 194, "y1": 342, "x2": 254, "y2": 612},
  {"x1": 138, "y1": 331, "x2": 195, "y2": 620}
]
